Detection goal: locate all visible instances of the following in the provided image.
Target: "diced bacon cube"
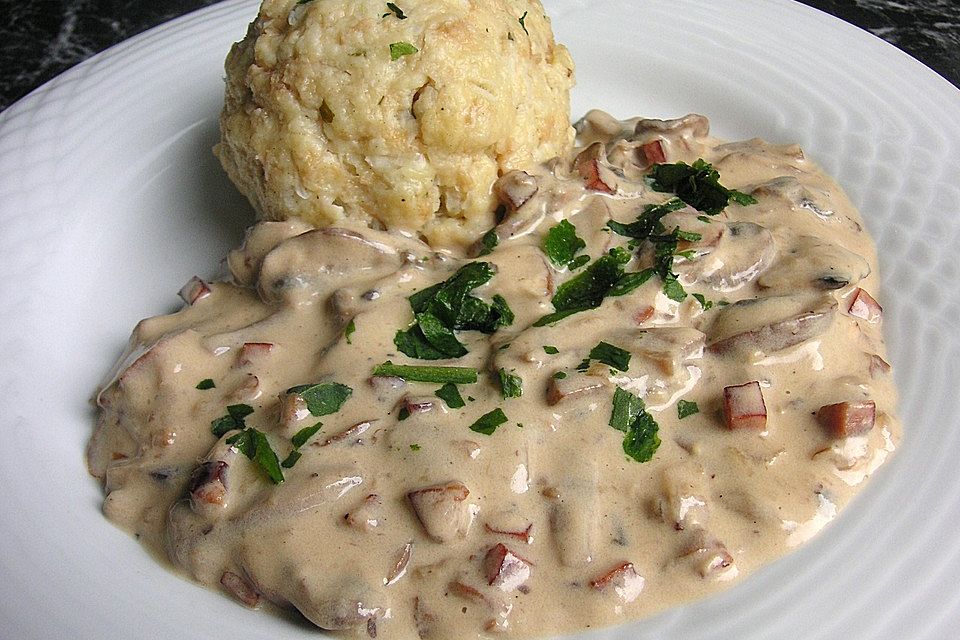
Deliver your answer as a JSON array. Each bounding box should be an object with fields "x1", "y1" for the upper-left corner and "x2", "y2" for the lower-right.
[
  {"x1": 408, "y1": 481, "x2": 474, "y2": 543},
  {"x1": 848, "y1": 288, "x2": 882, "y2": 323},
  {"x1": 237, "y1": 342, "x2": 273, "y2": 367},
  {"x1": 589, "y1": 562, "x2": 645, "y2": 603},
  {"x1": 575, "y1": 142, "x2": 615, "y2": 194},
  {"x1": 817, "y1": 400, "x2": 876, "y2": 438},
  {"x1": 680, "y1": 533, "x2": 736, "y2": 579},
  {"x1": 493, "y1": 170, "x2": 539, "y2": 211},
  {"x1": 640, "y1": 139, "x2": 666, "y2": 165},
  {"x1": 178, "y1": 276, "x2": 211, "y2": 305},
  {"x1": 483, "y1": 543, "x2": 533, "y2": 592},
  {"x1": 187, "y1": 460, "x2": 229, "y2": 507},
  {"x1": 723, "y1": 381, "x2": 767, "y2": 430}
]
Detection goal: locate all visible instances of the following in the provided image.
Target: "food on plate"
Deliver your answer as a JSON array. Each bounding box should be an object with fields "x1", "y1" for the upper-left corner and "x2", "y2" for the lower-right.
[
  {"x1": 215, "y1": 0, "x2": 575, "y2": 248},
  {"x1": 89, "y1": 107, "x2": 900, "y2": 638}
]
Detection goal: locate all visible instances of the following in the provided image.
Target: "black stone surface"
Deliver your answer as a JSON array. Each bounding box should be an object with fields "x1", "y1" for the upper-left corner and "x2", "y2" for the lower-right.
[{"x1": 1, "y1": 0, "x2": 958, "y2": 111}]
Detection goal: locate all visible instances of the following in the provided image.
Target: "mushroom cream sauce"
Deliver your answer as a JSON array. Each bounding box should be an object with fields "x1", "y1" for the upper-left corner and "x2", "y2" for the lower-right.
[{"x1": 88, "y1": 111, "x2": 899, "y2": 639}]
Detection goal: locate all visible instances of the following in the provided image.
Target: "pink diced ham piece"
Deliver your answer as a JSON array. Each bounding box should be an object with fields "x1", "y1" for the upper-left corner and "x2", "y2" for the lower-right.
[
  {"x1": 590, "y1": 562, "x2": 645, "y2": 603},
  {"x1": 640, "y1": 139, "x2": 666, "y2": 165},
  {"x1": 483, "y1": 543, "x2": 533, "y2": 592},
  {"x1": 723, "y1": 381, "x2": 767, "y2": 430},
  {"x1": 817, "y1": 400, "x2": 876, "y2": 438},
  {"x1": 847, "y1": 288, "x2": 882, "y2": 323},
  {"x1": 178, "y1": 276, "x2": 211, "y2": 305}
]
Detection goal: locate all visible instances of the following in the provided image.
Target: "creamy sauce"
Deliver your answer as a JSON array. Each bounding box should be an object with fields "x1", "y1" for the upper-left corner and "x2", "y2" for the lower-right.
[{"x1": 88, "y1": 111, "x2": 900, "y2": 639}]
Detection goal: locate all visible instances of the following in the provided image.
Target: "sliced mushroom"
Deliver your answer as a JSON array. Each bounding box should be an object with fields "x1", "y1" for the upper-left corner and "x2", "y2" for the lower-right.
[
  {"x1": 227, "y1": 219, "x2": 315, "y2": 286},
  {"x1": 671, "y1": 221, "x2": 777, "y2": 292},
  {"x1": 757, "y1": 235, "x2": 870, "y2": 293},
  {"x1": 634, "y1": 113, "x2": 710, "y2": 140},
  {"x1": 590, "y1": 562, "x2": 645, "y2": 604},
  {"x1": 656, "y1": 461, "x2": 710, "y2": 530},
  {"x1": 344, "y1": 494, "x2": 385, "y2": 532},
  {"x1": 630, "y1": 327, "x2": 706, "y2": 376},
  {"x1": 493, "y1": 170, "x2": 538, "y2": 213},
  {"x1": 575, "y1": 141, "x2": 617, "y2": 194},
  {"x1": 483, "y1": 543, "x2": 533, "y2": 592},
  {"x1": 240, "y1": 465, "x2": 363, "y2": 526},
  {"x1": 407, "y1": 481, "x2": 475, "y2": 543},
  {"x1": 257, "y1": 228, "x2": 405, "y2": 305},
  {"x1": 750, "y1": 176, "x2": 834, "y2": 219},
  {"x1": 708, "y1": 294, "x2": 838, "y2": 356}
]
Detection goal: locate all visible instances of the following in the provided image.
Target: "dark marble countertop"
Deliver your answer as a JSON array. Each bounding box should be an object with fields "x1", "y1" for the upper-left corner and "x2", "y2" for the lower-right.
[{"x1": 1, "y1": 0, "x2": 958, "y2": 112}]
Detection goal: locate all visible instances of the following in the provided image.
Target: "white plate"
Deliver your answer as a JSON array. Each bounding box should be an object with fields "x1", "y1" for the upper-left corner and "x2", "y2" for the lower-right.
[{"x1": 1, "y1": 1, "x2": 958, "y2": 638}]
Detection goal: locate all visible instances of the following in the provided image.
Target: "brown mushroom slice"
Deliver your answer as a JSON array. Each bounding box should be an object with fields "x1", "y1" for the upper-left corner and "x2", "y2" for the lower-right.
[
  {"x1": 630, "y1": 327, "x2": 706, "y2": 376},
  {"x1": 257, "y1": 227, "x2": 406, "y2": 305},
  {"x1": 407, "y1": 481, "x2": 475, "y2": 543},
  {"x1": 758, "y1": 235, "x2": 870, "y2": 292},
  {"x1": 344, "y1": 494, "x2": 385, "y2": 532},
  {"x1": 634, "y1": 113, "x2": 710, "y2": 140},
  {"x1": 679, "y1": 530, "x2": 737, "y2": 580},
  {"x1": 221, "y1": 571, "x2": 260, "y2": 608},
  {"x1": 240, "y1": 465, "x2": 363, "y2": 525},
  {"x1": 590, "y1": 562, "x2": 645, "y2": 604},
  {"x1": 574, "y1": 141, "x2": 617, "y2": 194},
  {"x1": 546, "y1": 371, "x2": 608, "y2": 405},
  {"x1": 483, "y1": 543, "x2": 533, "y2": 592},
  {"x1": 291, "y1": 582, "x2": 385, "y2": 632},
  {"x1": 493, "y1": 170, "x2": 538, "y2": 213},
  {"x1": 549, "y1": 491, "x2": 598, "y2": 567},
  {"x1": 750, "y1": 176, "x2": 834, "y2": 219},
  {"x1": 708, "y1": 294, "x2": 838, "y2": 357},
  {"x1": 227, "y1": 219, "x2": 315, "y2": 286},
  {"x1": 673, "y1": 221, "x2": 777, "y2": 292},
  {"x1": 656, "y1": 461, "x2": 710, "y2": 530}
]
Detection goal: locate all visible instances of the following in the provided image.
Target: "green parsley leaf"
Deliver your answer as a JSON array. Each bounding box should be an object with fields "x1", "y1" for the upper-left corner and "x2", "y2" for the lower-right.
[
  {"x1": 373, "y1": 361, "x2": 478, "y2": 384},
  {"x1": 280, "y1": 450, "x2": 302, "y2": 469},
  {"x1": 675, "y1": 229, "x2": 702, "y2": 242},
  {"x1": 608, "y1": 268, "x2": 655, "y2": 297},
  {"x1": 398, "y1": 406, "x2": 411, "y2": 421},
  {"x1": 568, "y1": 254, "x2": 591, "y2": 270},
  {"x1": 469, "y1": 408, "x2": 508, "y2": 435},
  {"x1": 210, "y1": 403, "x2": 255, "y2": 437},
  {"x1": 588, "y1": 341, "x2": 631, "y2": 372},
  {"x1": 196, "y1": 378, "x2": 215, "y2": 390},
  {"x1": 533, "y1": 248, "x2": 631, "y2": 326},
  {"x1": 291, "y1": 423, "x2": 323, "y2": 449},
  {"x1": 697, "y1": 215, "x2": 712, "y2": 224},
  {"x1": 661, "y1": 272, "x2": 688, "y2": 302},
  {"x1": 518, "y1": 10, "x2": 529, "y2": 34},
  {"x1": 383, "y1": 2, "x2": 407, "y2": 19},
  {"x1": 478, "y1": 229, "x2": 499, "y2": 256},
  {"x1": 394, "y1": 325, "x2": 447, "y2": 360},
  {"x1": 498, "y1": 368, "x2": 523, "y2": 399},
  {"x1": 609, "y1": 387, "x2": 661, "y2": 463},
  {"x1": 410, "y1": 443, "x2": 421, "y2": 451},
  {"x1": 607, "y1": 198, "x2": 686, "y2": 240},
  {"x1": 227, "y1": 427, "x2": 284, "y2": 483},
  {"x1": 288, "y1": 383, "x2": 352, "y2": 417},
  {"x1": 436, "y1": 383, "x2": 466, "y2": 409},
  {"x1": 649, "y1": 159, "x2": 757, "y2": 215},
  {"x1": 344, "y1": 319, "x2": 356, "y2": 344},
  {"x1": 609, "y1": 387, "x2": 643, "y2": 432},
  {"x1": 415, "y1": 311, "x2": 468, "y2": 358},
  {"x1": 552, "y1": 371, "x2": 567, "y2": 380},
  {"x1": 677, "y1": 399, "x2": 700, "y2": 419},
  {"x1": 692, "y1": 293, "x2": 713, "y2": 310},
  {"x1": 543, "y1": 345, "x2": 559, "y2": 354},
  {"x1": 543, "y1": 220, "x2": 587, "y2": 269},
  {"x1": 389, "y1": 41, "x2": 418, "y2": 60}
]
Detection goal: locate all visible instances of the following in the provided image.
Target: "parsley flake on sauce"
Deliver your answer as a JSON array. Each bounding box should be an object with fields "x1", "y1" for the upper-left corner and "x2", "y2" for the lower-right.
[
  {"x1": 227, "y1": 427, "x2": 284, "y2": 484},
  {"x1": 677, "y1": 399, "x2": 700, "y2": 419},
  {"x1": 543, "y1": 345, "x2": 559, "y2": 354},
  {"x1": 389, "y1": 41, "x2": 418, "y2": 61},
  {"x1": 588, "y1": 341, "x2": 631, "y2": 372},
  {"x1": 196, "y1": 378, "x2": 215, "y2": 390},
  {"x1": 498, "y1": 368, "x2": 523, "y2": 399},
  {"x1": 383, "y1": 2, "x2": 407, "y2": 19},
  {"x1": 344, "y1": 319, "x2": 356, "y2": 344},
  {"x1": 649, "y1": 159, "x2": 757, "y2": 215},
  {"x1": 287, "y1": 382, "x2": 352, "y2": 417},
  {"x1": 469, "y1": 408, "x2": 509, "y2": 435},
  {"x1": 543, "y1": 220, "x2": 587, "y2": 269},
  {"x1": 518, "y1": 10, "x2": 529, "y2": 34},
  {"x1": 478, "y1": 229, "x2": 499, "y2": 256},
  {"x1": 210, "y1": 403, "x2": 254, "y2": 437},
  {"x1": 533, "y1": 247, "x2": 632, "y2": 326},
  {"x1": 436, "y1": 383, "x2": 466, "y2": 409},
  {"x1": 395, "y1": 262, "x2": 513, "y2": 359},
  {"x1": 609, "y1": 388, "x2": 661, "y2": 463},
  {"x1": 409, "y1": 443, "x2": 422, "y2": 451},
  {"x1": 373, "y1": 361, "x2": 478, "y2": 385}
]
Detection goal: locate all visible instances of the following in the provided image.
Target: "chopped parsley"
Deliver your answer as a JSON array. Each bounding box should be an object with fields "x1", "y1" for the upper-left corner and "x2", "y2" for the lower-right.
[
  {"x1": 588, "y1": 341, "x2": 631, "y2": 372},
  {"x1": 398, "y1": 406, "x2": 411, "y2": 421},
  {"x1": 373, "y1": 361, "x2": 478, "y2": 385},
  {"x1": 395, "y1": 262, "x2": 514, "y2": 359},
  {"x1": 410, "y1": 443, "x2": 421, "y2": 451},
  {"x1": 498, "y1": 368, "x2": 523, "y2": 399},
  {"x1": 677, "y1": 399, "x2": 700, "y2": 419},
  {"x1": 649, "y1": 159, "x2": 757, "y2": 215},
  {"x1": 692, "y1": 293, "x2": 713, "y2": 310},
  {"x1": 469, "y1": 408, "x2": 508, "y2": 435},
  {"x1": 518, "y1": 10, "x2": 529, "y2": 34},
  {"x1": 533, "y1": 247, "x2": 632, "y2": 326},
  {"x1": 389, "y1": 41, "x2": 418, "y2": 60},
  {"x1": 552, "y1": 371, "x2": 567, "y2": 380},
  {"x1": 383, "y1": 2, "x2": 407, "y2": 19},
  {"x1": 227, "y1": 427, "x2": 284, "y2": 484},
  {"x1": 609, "y1": 387, "x2": 661, "y2": 463},
  {"x1": 196, "y1": 378, "x2": 215, "y2": 390},
  {"x1": 210, "y1": 403, "x2": 254, "y2": 437},
  {"x1": 291, "y1": 423, "x2": 323, "y2": 449},
  {"x1": 287, "y1": 382, "x2": 352, "y2": 417},
  {"x1": 436, "y1": 382, "x2": 466, "y2": 409},
  {"x1": 344, "y1": 319, "x2": 356, "y2": 344},
  {"x1": 478, "y1": 229, "x2": 499, "y2": 256},
  {"x1": 543, "y1": 345, "x2": 559, "y2": 354},
  {"x1": 543, "y1": 220, "x2": 587, "y2": 269},
  {"x1": 280, "y1": 450, "x2": 302, "y2": 468}
]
